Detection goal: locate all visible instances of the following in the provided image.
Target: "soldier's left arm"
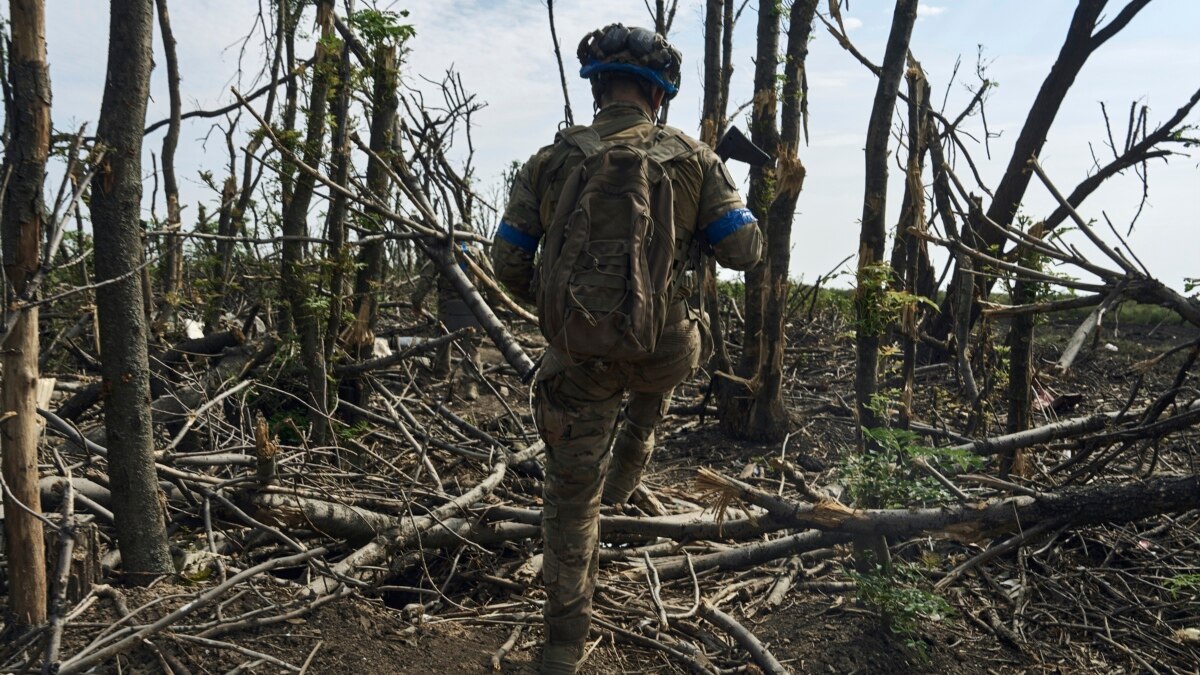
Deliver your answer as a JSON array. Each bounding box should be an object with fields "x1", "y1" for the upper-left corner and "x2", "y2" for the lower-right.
[
  {"x1": 492, "y1": 155, "x2": 545, "y2": 305},
  {"x1": 695, "y1": 150, "x2": 764, "y2": 271}
]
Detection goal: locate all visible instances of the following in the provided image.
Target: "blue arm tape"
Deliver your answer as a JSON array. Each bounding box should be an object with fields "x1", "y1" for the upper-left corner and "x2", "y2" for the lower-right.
[
  {"x1": 497, "y1": 221, "x2": 539, "y2": 253},
  {"x1": 702, "y1": 208, "x2": 756, "y2": 245}
]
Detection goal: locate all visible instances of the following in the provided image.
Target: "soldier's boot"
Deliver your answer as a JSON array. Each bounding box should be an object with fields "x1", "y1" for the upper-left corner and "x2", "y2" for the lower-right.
[
  {"x1": 601, "y1": 420, "x2": 655, "y2": 505},
  {"x1": 460, "y1": 342, "x2": 482, "y2": 400},
  {"x1": 432, "y1": 342, "x2": 452, "y2": 380},
  {"x1": 540, "y1": 641, "x2": 585, "y2": 674}
]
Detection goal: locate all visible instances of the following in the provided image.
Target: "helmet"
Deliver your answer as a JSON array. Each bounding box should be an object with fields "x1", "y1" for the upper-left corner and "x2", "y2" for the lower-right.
[{"x1": 577, "y1": 24, "x2": 682, "y2": 100}]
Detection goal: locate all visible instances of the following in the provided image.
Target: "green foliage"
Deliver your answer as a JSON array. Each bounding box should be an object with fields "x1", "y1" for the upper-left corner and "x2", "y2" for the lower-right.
[
  {"x1": 853, "y1": 262, "x2": 937, "y2": 337},
  {"x1": 269, "y1": 410, "x2": 310, "y2": 444},
  {"x1": 349, "y1": 9, "x2": 415, "y2": 46},
  {"x1": 1164, "y1": 573, "x2": 1200, "y2": 598},
  {"x1": 337, "y1": 419, "x2": 373, "y2": 442},
  {"x1": 840, "y1": 427, "x2": 982, "y2": 509},
  {"x1": 851, "y1": 562, "x2": 951, "y2": 661},
  {"x1": 1186, "y1": 277, "x2": 1199, "y2": 298}
]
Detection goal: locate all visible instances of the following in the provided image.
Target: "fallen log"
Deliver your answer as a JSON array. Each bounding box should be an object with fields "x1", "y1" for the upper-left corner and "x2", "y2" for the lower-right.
[
  {"x1": 697, "y1": 467, "x2": 1200, "y2": 540},
  {"x1": 253, "y1": 495, "x2": 789, "y2": 547},
  {"x1": 947, "y1": 399, "x2": 1200, "y2": 457}
]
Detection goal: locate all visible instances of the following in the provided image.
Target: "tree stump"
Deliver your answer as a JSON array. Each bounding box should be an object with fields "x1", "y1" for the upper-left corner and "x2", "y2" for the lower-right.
[{"x1": 44, "y1": 516, "x2": 101, "y2": 606}]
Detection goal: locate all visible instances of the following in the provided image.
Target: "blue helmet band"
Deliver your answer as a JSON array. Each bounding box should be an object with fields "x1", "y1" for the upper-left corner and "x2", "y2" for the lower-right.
[{"x1": 580, "y1": 60, "x2": 679, "y2": 99}]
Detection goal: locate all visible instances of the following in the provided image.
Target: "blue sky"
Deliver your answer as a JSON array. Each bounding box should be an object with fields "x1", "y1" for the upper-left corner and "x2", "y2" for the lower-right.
[{"x1": 26, "y1": 0, "x2": 1200, "y2": 291}]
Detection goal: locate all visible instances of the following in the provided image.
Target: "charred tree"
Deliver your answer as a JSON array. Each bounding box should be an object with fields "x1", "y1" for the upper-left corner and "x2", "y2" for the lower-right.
[
  {"x1": 90, "y1": 0, "x2": 173, "y2": 578},
  {"x1": 1, "y1": 0, "x2": 50, "y2": 626}
]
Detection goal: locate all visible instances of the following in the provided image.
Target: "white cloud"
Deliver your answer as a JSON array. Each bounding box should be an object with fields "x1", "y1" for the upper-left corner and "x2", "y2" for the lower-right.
[
  {"x1": 842, "y1": 17, "x2": 863, "y2": 31},
  {"x1": 918, "y1": 4, "x2": 947, "y2": 17}
]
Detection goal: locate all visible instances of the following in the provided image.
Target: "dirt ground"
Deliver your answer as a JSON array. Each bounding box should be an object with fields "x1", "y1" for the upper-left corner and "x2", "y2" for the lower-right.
[{"x1": 8, "y1": 313, "x2": 1199, "y2": 674}]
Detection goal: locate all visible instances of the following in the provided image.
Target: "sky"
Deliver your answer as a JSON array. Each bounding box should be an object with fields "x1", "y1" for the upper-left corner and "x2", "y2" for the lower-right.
[{"x1": 21, "y1": 0, "x2": 1200, "y2": 292}]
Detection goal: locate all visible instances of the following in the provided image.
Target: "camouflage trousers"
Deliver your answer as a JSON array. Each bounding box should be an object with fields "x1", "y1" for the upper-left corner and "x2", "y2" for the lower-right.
[{"x1": 534, "y1": 319, "x2": 701, "y2": 644}]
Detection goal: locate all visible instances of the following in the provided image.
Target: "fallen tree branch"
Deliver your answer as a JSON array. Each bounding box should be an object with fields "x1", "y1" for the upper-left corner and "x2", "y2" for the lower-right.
[
  {"x1": 697, "y1": 467, "x2": 1200, "y2": 539},
  {"x1": 699, "y1": 601, "x2": 788, "y2": 675}
]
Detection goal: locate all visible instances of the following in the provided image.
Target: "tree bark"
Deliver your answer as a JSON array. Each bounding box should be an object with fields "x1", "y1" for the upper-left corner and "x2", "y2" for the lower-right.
[
  {"x1": 700, "y1": 0, "x2": 723, "y2": 147},
  {"x1": 154, "y1": 0, "x2": 183, "y2": 299},
  {"x1": 1, "y1": 0, "x2": 51, "y2": 626},
  {"x1": 853, "y1": 0, "x2": 918, "y2": 439},
  {"x1": 717, "y1": 0, "x2": 779, "y2": 438},
  {"x1": 280, "y1": 0, "x2": 335, "y2": 443},
  {"x1": 323, "y1": 43, "x2": 353, "y2": 364},
  {"x1": 745, "y1": 0, "x2": 818, "y2": 441},
  {"x1": 352, "y1": 45, "x2": 399, "y2": 330},
  {"x1": 701, "y1": 467, "x2": 1200, "y2": 540},
  {"x1": 90, "y1": 0, "x2": 173, "y2": 578}
]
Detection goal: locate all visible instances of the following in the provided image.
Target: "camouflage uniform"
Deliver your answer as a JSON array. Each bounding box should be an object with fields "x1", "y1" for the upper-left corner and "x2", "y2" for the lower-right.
[
  {"x1": 411, "y1": 246, "x2": 485, "y2": 398},
  {"x1": 493, "y1": 101, "x2": 762, "y2": 648}
]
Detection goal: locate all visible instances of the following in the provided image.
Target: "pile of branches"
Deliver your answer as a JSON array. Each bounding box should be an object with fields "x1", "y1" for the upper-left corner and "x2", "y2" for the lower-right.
[{"x1": 2, "y1": 289, "x2": 1197, "y2": 673}]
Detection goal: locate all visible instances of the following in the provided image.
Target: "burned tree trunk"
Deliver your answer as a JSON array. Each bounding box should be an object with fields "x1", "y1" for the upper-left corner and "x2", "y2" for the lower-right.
[
  {"x1": 853, "y1": 0, "x2": 918, "y2": 438},
  {"x1": 1, "y1": 0, "x2": 50, "y2": 626},
  {"x1": 90, "y1": 0, "x2": 172, "y2": 578}
]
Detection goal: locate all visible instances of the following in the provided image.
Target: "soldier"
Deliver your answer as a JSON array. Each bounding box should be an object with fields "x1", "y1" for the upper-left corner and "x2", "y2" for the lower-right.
[
  {"x1": 492, "y1": 24, "x2": 763, "y2": 673},
  {"x1": 411, "y1": 243, "x2": 486, "y2": 400}
]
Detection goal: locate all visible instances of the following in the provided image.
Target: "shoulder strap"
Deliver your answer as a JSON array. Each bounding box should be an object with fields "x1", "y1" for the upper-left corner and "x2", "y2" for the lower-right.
[
  {"x1": 647, "y1": 127, "x2": 694, "y2": 165},
  {"x1": 558, "y1": 126, "x2": 606, "y2": 158}
]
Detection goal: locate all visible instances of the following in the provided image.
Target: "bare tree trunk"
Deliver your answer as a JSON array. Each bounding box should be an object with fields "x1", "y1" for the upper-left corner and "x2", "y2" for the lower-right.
[
  {"x1": 853, "y1": 0, "x2": 918, "y2": 439},
  {"x1": 280, "y1": 0, "x2": 335, "y2": 444},
  {"x1": 891, "y1": 62, "x2": 931, "y2": 430},
  {"x1": 348, "y1": 44, "x2": 398, "y2": 408},
  {"x1": 91, "y1": 0, "x2": 173, "y2": 579},
  {"x1": 278, "y1": 0, "x2": 300, "y2": 217},
  {"x1": 719, "y1": 0, "x2": 734, "y2": 128},
  {"x1": 717, "y1": 0, "x2": 779, "y2": 439},
  {"x1": 545, "y1": 0, "x2": 573, "y2": 127},
  {"x1": 1, "y1": 0, "x2": 51, "y2": 624},
  {"x1": 323, "y1": 43, "x2": 352, "y2": 364},
  {"x1": 746, "y1": 0, "x2": 818, "y2": 441},
  {"x1": 1005, "y1": 272, "x2": 1037, "y2": 475},
  {"x1": 154, "y1": 0, "x2": 183, "y2": 299},
  {"x1": 700, "y1": 0, "x2": 723, "y2": 147}
]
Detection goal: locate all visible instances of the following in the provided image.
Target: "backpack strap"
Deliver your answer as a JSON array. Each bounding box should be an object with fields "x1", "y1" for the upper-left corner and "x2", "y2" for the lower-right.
[
  {"x1": 647, "y1": 127, "x2": 695, "y2": 165},
  {"x1": 557, "y1": 126, "x2": 606, "y2": 158}
]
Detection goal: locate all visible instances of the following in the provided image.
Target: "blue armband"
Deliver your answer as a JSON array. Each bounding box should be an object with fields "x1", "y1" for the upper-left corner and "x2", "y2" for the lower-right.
[
  {"x1": 702, "y1": 208, "x2": 756, "y2": 245},
  {"x1": 497, "y1": 221, "x2": 539, "y2": 253}
]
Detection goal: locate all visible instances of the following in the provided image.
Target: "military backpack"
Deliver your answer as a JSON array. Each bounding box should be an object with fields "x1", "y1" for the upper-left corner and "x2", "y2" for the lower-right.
[{"x1": 536, "y1": 126, "x2": 690, "y2": 364}]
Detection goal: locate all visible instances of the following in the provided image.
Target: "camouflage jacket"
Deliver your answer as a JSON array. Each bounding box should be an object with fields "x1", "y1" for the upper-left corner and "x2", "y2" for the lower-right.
[{"x1": 492, "y1": 102, "x2": 763, "y2": 305}]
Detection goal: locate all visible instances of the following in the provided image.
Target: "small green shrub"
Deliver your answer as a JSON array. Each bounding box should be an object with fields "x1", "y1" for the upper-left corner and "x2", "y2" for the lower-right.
[
  {"x1": 840, "y1": 428, "x2": 982, "y2": 509},
  {"x1": 851, "y1": 562, "x2": 951, "y2": 661}
]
